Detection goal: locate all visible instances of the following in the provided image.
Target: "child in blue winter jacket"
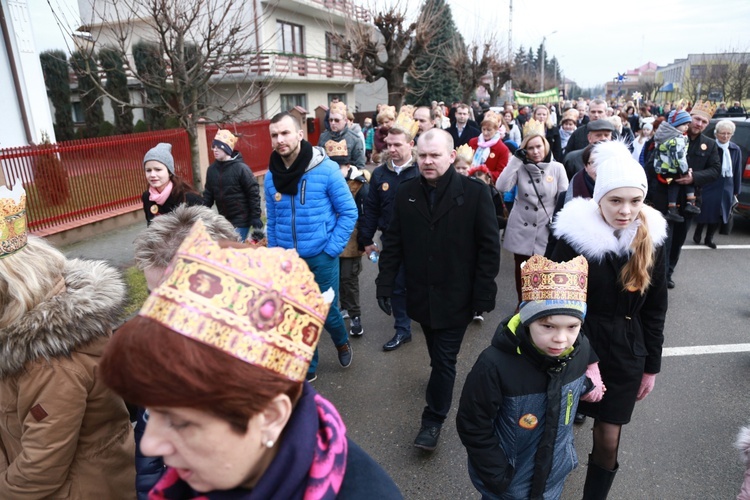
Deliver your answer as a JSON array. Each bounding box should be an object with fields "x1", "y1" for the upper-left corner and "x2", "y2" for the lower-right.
[
  {"x1": 653, "y1": 109, "x2": 701, "y2": 223},
  {"x1": 457, "y1": 254, "x2": 605, "y2": 499}
]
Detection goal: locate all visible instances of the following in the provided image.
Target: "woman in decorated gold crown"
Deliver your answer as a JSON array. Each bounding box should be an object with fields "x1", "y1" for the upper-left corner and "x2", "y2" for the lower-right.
[{"x1": 99, "y1": 222, "x2": 401, "y2": 499}]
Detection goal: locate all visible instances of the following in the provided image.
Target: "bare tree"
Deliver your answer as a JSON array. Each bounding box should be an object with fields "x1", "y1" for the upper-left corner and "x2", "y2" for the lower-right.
[
  {"x1": 54, "y1": 0, "x2": 274, "y2": 186},
  {"x1": 487, "y1": 43, "x2": 512, "y2": 107},
  {"x1": 452, "y1": 40, "x2": 491, "y2": 104},
  {"x1": 333, "y1": 0, "x2": 448, "y2": 107}
]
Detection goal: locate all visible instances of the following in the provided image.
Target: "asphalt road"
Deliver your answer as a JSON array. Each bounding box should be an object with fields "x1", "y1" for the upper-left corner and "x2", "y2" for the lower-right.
[{"x1": 59, "y1": 214, "x2": 750, "y2": 499}]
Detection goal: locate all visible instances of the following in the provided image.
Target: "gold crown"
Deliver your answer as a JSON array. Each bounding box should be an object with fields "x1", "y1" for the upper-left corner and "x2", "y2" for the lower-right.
[
  {"x1": 521, "y1": 255, "x2": 588, "y2": 303},
  {"x1": 139, "y1": 221, "x2": 332, "y2": 382},
  {"x1": 394, "y1": 105, "x2": 419, "y2": 139},
  {"x1": 377, "y1": 105, "x2": 397, "y2": 123},
  {"x1": 214, "y1": 129, "x2": 238, "y2": 150},
  {"x1": 522, "y1": 118, "x2": 546, "y2": 138},
  {"x1": 455, "y1": 144, "x2": 474, "y2": 163},
  {"x1": 0, "y1": 184, "x2": 28, "y2": 259},
  {"x1": 324, "y1": 139, "x2": 349, "y2": 158},
  {"x1": 560, "y1": 109, "x2": 579, "y2": 124},
  {"x1": 330, "y1": 101, "x2": 347, "y2": 116},
  {"x1": 690, "y1": 100, "x2": 717, "y2": 119},
  {"x1": 481, "y1": 110, "x2": 501, "y2": 128}
]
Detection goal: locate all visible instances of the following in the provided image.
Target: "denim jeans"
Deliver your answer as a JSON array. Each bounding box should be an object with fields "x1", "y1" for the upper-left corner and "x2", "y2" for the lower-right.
[
  {"x1": 303, "y1": 251, "x2": 349, "y2": 374},
  {"x1": 234, "y1": 227, "x2": 249, "y2": 241}
]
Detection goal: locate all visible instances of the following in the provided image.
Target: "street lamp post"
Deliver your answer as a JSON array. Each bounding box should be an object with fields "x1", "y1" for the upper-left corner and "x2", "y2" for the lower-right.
[{"x1": 540, "y1": 30, "x2": 557, "y2": 92}]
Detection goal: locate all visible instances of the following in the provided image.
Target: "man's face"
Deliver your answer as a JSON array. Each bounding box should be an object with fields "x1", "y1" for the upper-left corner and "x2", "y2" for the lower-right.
[
  {"x1": 414, "y1": 108, "x2": 435, "y2": 133},
  {"x1": 417, "y1": 135, "x2": 455, "y2": 182},
  {"x1": 329, "y1": 112, "x2": 346, "y2": 133},
  {"x1": 688, "y1": 114, "x2": 709, "y2": 136},
  {"x1": 588, "y1": 104, "x2": 607, "y2": 121},
  {"x1": 269, "y1": 116, "x2": 303, "y2": 159},
  {"x1": 385, "y1": 132, "x2": 414, "y2": 164},
  {"x1": 587, "y1": 131, "x2": 612, "y2": 144},
  {"x1": 455, "y1": 107, "x2": 469, "y2": 125}
]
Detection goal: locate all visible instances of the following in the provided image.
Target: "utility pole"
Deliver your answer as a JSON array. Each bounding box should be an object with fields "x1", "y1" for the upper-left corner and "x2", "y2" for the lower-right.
[
  {"x1": 540, "y1": 30, "x2": 557, "y2": 92},
  {"x1": 507, "y1": 0, "x2": 513, "y2": 104}
]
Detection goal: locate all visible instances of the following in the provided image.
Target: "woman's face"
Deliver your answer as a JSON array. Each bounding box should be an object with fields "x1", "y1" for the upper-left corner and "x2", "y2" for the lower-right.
[
  {"x1": 145, "y1": 160, "x2": 170, "y2": 192},
  {"x1": 534, "y1": 107, "x2": 548, "y2": 123},
  {"x1": 482, "y1": 124, "x2": 498, "y2": 141},
  {"x1": 715, "y1": 128, "x2": 733, "y2": 144},
  {"x1": 503, "y1": 112, "x2": 513, "y2": 123},
  {"x1": 525, "y1": 136, "x2": 546, "y2": 163},
  {"x1": 599, "y1": 187, "x2": 644, "y2": 229},
  {"x1": 140, "y1": 407, "x2": 267, "y2": 492},
  {"x1": 561, "y1": 121, "x2": 576, "y2": 132}
]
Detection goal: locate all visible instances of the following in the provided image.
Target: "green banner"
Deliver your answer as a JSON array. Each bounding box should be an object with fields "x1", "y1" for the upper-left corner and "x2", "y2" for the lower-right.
[{"x1": 513, "y1": 88, "x2": 560, "y2": 106}]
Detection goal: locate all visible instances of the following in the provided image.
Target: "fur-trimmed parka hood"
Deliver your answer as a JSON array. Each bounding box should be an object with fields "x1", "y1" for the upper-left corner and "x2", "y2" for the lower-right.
[
  {"x1": 0, "y1": 258, "x2": 126, "y2": 379},
  {"x1": 552, "y1": 197, "x2": 668, "y2": 262}
]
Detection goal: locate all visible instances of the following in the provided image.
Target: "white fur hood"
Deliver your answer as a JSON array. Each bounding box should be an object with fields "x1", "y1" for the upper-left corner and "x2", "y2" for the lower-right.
[{"x1": 552, "y1": 197, "x2": 668, "y2": 261}]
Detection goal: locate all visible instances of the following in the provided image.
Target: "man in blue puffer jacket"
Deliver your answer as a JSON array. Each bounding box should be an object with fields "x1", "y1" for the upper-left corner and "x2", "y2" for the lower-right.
[{"x1": 266, "y1": 112, "x2": 358, "y2": 381}]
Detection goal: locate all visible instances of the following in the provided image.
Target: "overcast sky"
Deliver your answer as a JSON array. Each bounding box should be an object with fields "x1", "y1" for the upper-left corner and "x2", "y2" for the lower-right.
[{"x1": 31, "y1": 0, "x2": 750, "y2": 89}]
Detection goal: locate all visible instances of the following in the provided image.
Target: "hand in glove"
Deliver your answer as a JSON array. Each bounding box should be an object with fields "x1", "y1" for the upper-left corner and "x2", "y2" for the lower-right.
[
  {"x1": 636, "y1": 373, "x2": 656, "y2": 401},
  {"x1": 377, "y1": 296, "x2": 392, "y2": 316},
  {"x1": 580, "y1": 362, "x2": 606, "y2": 403}
]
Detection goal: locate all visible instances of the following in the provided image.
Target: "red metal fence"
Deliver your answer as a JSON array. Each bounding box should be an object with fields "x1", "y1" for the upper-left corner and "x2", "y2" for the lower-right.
[
  {"x1": 205, "y1": 120, "x2": 273, "y2": 173},
  {"x1": 0, "y1": 129, "x2": 192, "y2": 233}
]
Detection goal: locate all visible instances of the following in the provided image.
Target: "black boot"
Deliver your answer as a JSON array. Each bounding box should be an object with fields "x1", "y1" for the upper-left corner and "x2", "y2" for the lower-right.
[
  {"x1": 665, "y1": 206, "x2": 684, "y2": 223},
  {"x1": 693, "y1": 224, "x2": 704, "y2": 244},
  {"x1": 705, "y1": 223, "x2": 718, "y2": 249},
  {"x1": 581, "y1": 456, "x2": 618, "y2": 500}
]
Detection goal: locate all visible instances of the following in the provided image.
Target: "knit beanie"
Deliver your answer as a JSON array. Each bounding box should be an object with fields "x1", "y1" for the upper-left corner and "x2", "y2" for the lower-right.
[
  {"x1": 667, "y1": 109, "x2": 691, "y2": 128},
  {"x1": 592, "y1": 140, "x2": 648, "y2": 204},
  {"x1": 518, "y1": 255, "x2": 588, "y2": 327},
  {"x1": 212, "y1": 129, "x2": 238, "y2": 157},
  {"x1": 143, "y1": 143, "x2": 175, "y2": 175}
]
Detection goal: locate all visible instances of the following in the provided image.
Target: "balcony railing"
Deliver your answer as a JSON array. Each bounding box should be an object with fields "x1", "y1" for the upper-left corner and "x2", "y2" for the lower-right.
[{"x1": 223, "y1": 53, "x2": 362, "y2": 81}]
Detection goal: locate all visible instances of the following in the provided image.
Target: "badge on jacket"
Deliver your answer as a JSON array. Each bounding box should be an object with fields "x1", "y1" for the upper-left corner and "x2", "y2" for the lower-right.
[
  {"x1": 274, "y1": 192, "x2": 282, "y2": 201},
  {"x1": 382, "y1": 182, "x2": 389, "y2": 191},
  {"x1": 701, "y1": 143, "x2": 707, "y2": 150},
  {"x1": 546, "y1": 175, "x2": 554, "y2": 183},
  {"x1": 519, "y1": 413, "x2": 539, "y2": 430},
  {"x1": 150, "y1": 204, "x2": 159, "y2": 214},
  {"x1": 489, "y1": 152, "x2": 496, "y2": 159}
]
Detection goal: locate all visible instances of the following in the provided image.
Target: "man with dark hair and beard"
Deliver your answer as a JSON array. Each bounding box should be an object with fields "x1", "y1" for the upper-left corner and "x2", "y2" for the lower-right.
[{"x1": 266, "y1": 112, "x2": 359, "y2": 382}]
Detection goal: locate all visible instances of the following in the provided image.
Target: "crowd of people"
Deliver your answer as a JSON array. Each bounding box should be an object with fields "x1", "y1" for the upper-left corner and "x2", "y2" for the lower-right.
[{"x1": 0, "y1": 92, "x2": 747, "y2": 499}]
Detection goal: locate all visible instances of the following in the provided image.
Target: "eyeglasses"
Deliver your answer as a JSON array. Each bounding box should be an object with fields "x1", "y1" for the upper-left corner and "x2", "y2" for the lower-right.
[{"x1": 330, "y1": 118, "x2": 343, "y2": 123}]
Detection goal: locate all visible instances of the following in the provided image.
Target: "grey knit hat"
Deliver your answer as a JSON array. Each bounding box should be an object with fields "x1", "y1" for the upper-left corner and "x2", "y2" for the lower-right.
[{"x1": 143, "y1": 143, "x2": 175, "y2": 175}]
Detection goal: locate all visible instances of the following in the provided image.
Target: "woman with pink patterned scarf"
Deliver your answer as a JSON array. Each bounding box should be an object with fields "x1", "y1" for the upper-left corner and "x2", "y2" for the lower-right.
[{"x1": 99, "y1": 222, "x2": 402, "y2": 499}]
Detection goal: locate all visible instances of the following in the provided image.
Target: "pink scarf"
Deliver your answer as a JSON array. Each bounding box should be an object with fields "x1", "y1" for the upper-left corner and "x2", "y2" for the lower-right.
[{"x1": 149, "y1": 181, "x2": 173, "y2": 206}]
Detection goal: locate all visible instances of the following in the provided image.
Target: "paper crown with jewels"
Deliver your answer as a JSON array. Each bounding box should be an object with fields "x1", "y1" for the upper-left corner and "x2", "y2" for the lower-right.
[
  {"x1": 455, "y1": 143, "x2": 474, "y2": 164},
  {"x1": 481, "y1": 110, "x2": 501, "y2": 128},
  {"x1": 690, "y1": 100, "x2": 717, "y2": 120},
  {"x1": 139, "y1": 221, "x2": 333, "y2": 382},
  {"x1": 519, "y1": 255, "x2": 588, "y2": 325},
  {"x1": 522, "y1": 118, "x2": 546, "y2": 138},
  {"x1": 330, "y1": 100, "x2": 347, "y2": 116},
  {"x1": 324, "y1": 138, "x2": 349, "y2": 159},
  {"x1": 393, "y1": 105, "x2": 419, "y2": 139},
  {"x1": 0, "y1": 183, "x2": 28, "y2": 259}
]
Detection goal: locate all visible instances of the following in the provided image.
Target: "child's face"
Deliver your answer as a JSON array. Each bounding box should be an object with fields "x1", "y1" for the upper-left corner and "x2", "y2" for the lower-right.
[
  {"x1": 562, "y1": 121, "x2": 576, "y2": 132},
  {"x1": 454, "y1": 160, "x2": 470, "y2": 176},
  {"x1": 676, "y1": 123, "x2": 689, "y2": 134},
  {"x1": 528, "y1": 315, "x2": 582, "y2": 357}
]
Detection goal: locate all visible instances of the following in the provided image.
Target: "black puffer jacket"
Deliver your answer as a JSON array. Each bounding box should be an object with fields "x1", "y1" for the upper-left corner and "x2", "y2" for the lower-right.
[{"x1": 203, "y1": 153, "x2": 263, "y2": 228}]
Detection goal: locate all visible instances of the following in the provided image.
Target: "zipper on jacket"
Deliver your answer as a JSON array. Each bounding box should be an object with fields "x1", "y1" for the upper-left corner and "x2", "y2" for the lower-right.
[
  {"x1": 565, "y1": 390, "x2": 573, "y2": 425},
  {"x1": 291, "y1": 198, "x2": 297, "y2": 249},
  {"x1": 300, "y1": 179, "x2": 306, "y2": 205}
]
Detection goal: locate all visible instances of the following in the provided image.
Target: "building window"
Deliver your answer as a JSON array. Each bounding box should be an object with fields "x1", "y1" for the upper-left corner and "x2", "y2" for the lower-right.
[
  {"x1": 277, "y1": 21, "x2": 304, "y2": 55},
  {"x1": 280, "y1": 94, "x2": 307, "y2": 112},
  {"x1": 326, "y1": 32, "x2": 342, "y2": 60},
  {"x1": 71, "y1": 102, "x2": 84, "y2": 123},
  {"x1": 328, "y1": 93, "x2": 346, "y2": 106},
  {"x1": 690, "y1": 65, "x2": 705, "y2": 80}
]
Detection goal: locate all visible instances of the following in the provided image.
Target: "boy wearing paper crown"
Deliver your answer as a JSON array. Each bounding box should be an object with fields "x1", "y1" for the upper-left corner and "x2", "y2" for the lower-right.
[
  {"x1": 457, "y1": 255, "x2": 604, "y2": 499},
  {"x1": 203, "y1": 129, "x2": 263, "y2": 241}
]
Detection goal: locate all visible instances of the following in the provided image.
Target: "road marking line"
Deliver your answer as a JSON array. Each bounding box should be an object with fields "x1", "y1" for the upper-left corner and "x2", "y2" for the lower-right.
[
  {"x1": 663, "y1": 344, "x2": 750, "y2": 356},
  {"x1": 682, "y1": 245, "x2": 750, "y2": 250}
]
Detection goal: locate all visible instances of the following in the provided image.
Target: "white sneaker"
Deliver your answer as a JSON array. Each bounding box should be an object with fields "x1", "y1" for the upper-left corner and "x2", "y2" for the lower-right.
[
  {"x1": 341, "y1": 309, "x2": 349, "y2": 320},
  {"x1": 473, "y1": 314, "x2": 484, "y2": 322}
]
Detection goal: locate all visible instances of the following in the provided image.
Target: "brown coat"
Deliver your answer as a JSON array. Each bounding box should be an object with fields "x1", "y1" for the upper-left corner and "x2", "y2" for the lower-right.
[{"x1": 0, "y1": 259, "x2": 135, "y2": 498}]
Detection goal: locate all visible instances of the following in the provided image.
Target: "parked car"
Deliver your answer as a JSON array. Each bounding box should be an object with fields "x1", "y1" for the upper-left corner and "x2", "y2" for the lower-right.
[{"x1": 704, "y1": 117, "x2": 750, "y2": 218}]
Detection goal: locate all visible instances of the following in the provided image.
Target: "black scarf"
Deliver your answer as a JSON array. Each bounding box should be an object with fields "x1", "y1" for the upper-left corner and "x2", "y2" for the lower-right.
[{"x1": 269, "y1": 140, "x2": 313, "y2": 195}]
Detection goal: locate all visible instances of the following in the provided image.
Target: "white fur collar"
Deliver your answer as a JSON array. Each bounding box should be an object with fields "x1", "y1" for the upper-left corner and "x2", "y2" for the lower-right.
[{"x1": 552, "y1": 197, "x2": 667, "y2": 261}]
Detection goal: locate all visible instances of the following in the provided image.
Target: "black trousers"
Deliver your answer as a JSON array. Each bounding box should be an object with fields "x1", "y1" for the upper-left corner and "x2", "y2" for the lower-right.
[
  {"x1": 665, "y1": 217, "x2": 692, "y2": 280},
  {"x1": 420, "y1": 323, "x2": 469, "y2": 427}
]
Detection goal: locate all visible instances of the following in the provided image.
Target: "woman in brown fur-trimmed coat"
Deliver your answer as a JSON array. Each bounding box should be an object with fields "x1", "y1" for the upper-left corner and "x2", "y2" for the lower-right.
[{"x1": 0, "y1": 236, "x2": 135, "y2": 498}]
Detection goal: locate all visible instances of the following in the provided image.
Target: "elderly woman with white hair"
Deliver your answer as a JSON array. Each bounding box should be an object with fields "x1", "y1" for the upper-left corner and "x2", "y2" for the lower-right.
[{"x1": 692, "y1": 119, "x2": 743, "y2": 248}]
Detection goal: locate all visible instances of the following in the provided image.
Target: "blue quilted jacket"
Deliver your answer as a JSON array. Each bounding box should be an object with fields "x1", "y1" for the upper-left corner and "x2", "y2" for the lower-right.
[{"x1": 265, "y1": 147, "x2": 358, "y2": 258}]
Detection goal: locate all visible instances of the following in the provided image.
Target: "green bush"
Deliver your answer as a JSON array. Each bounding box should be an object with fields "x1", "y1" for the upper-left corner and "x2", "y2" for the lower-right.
[
  {"x1": 98, "y1": 121, "x2": 115, "y2": 137},
  {"x1": 133, "y1": 119, "x2": 148, "y2": 133},
  {"x1": 164, "y1": 116, "x2": 181, "y2": 129}
]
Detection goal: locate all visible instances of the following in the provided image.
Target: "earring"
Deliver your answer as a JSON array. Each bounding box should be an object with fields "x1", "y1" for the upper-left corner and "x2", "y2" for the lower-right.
[{"x1": 264, "y1": 437, "x2": 275, "y2": 448}]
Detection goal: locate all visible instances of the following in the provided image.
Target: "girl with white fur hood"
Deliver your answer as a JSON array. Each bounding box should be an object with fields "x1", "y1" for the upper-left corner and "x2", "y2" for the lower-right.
[{"x1": 548, "y1": 141, "x2": 668, "y2": 499}]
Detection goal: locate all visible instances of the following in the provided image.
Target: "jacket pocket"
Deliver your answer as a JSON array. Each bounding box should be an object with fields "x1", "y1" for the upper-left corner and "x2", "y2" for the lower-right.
[{"x1": 625, "y1": 318, "x2": 648, "y2": 357}]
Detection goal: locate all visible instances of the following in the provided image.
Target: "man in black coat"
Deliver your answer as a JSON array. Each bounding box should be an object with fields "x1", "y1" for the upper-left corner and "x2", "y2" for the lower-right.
[
  {"x1": 375, "y1": 129, "x2": 500, "y2": 452},
  {"x1": 563, "y1": 99, "x2": 609, "y2": 159},
  {"x1": 447, "y1": 103, "x2": 481, "y2": 148},
  {"x1": 647, "y1": 103, "x2": 722, "y2": 288}
]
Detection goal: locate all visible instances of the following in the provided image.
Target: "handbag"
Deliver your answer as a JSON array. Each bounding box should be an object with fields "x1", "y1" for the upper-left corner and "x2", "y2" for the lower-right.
[
  {"x1": 525, "y1": 164, "x2": 553, "y2": 228},
  {"x1": 720, "y1": 195, "x2": 739, "y2": 235}
]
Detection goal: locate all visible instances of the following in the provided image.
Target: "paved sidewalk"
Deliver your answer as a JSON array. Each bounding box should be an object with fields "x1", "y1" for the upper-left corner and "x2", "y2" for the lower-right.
[{"x1": 59, "y1": 220, "x2": 145, "y2": 269}]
